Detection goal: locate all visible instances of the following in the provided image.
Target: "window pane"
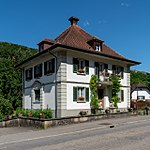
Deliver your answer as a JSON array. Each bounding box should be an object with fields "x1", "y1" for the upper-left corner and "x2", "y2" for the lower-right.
[{"x1": 35, "y1": 89, "x2": 40, "y2": 101}]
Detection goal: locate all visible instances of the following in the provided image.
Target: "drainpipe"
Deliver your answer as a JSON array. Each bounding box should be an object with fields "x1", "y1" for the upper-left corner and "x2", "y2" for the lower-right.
[{"x1": 48, "y1": 50, "x2": 58, "y2": 118}]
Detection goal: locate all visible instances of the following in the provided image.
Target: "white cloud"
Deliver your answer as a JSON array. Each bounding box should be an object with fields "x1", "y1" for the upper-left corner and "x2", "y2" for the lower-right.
[
  {"x1": 83, "y1": 20, "x2": 90, "y2": 26},
  {"x1": 121, "y1": 2, "x2": 130, "y2": 7}
]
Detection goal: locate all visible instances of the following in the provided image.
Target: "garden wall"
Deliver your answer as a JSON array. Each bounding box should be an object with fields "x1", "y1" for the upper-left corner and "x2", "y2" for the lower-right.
[{"x1": 0, "y1": 112, "x2": 137, "y2": 129}]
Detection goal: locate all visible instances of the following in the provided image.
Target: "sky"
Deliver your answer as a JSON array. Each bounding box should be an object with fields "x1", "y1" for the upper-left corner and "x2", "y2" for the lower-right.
[{"x1": 0, "y1": 0, "x2": 150, "y2": 72}]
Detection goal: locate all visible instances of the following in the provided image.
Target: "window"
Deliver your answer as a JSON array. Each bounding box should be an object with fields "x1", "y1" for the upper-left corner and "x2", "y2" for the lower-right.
[
  {"x1": 34, "y1": 64, "x2": 42, "y2": 78},
  {"x1": 25, "y1": 68, "x2": 33, "y2": 81},
  {"x1": 137, "y1": 96, "x2": 145, "y2": 100},
  {"x1": 44, "y1": 58, "x2": 55, "y2": 75},
  {"x1": 73, "y1": 58, "x2": 89, "y2": 74},
  {"x1": 35, "y1": 89, "x2": 40, "y2": 102},
  {"x1": 95, "y1": 45, "x2": 101, "y2": 51},
  {"x1": 112, "y1": 65, "x2": 124, "y2": 79},
  {"x1": 118, "y1": 90, "x2": 124, "y2": 102},
  {"x1": 73, "y1": 87, "x2": 89, "y2": 102},
  {"x1": 95, "y1": 62, "x2": 103, "y2": 78}
]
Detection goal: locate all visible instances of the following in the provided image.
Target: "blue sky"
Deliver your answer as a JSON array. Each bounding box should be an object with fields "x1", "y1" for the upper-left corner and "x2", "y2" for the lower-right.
[{"x1": 0, "y1": 0, "x2": 150, "y2": 72}]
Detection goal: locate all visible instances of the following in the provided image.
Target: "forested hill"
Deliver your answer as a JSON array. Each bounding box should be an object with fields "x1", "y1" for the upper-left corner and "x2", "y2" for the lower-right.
[
  {"x1": 0, "y1": 42, "x2": 37, "y2": 109},
  {"x1": 130, "y1": 70, "x2": 150, "y2": 87}
]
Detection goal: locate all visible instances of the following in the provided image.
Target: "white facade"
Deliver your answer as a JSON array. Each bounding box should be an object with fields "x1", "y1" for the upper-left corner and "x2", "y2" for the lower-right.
[
  {"x1": 22, "y1": 49, "x2": 132, "y2": 118},
  {"x1": 131, "y1": 87, "x2": 150, "y2": 100}
]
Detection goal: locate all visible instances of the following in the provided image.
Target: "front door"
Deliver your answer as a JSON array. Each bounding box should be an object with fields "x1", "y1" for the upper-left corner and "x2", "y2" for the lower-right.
[{"x1": 98, "y1": 89, "x2": 104, "y2": 108}]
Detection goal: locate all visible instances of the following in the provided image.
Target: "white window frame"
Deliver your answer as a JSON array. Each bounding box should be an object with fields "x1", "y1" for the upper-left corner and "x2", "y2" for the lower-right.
[{"x1": 77, "y1": 87, "x2": 85, "y2": 102}]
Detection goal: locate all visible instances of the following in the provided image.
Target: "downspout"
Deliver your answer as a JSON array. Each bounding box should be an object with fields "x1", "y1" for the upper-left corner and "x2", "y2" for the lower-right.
[{"x1": 48, "y1": 50, "x2": 58, "y2": 118}]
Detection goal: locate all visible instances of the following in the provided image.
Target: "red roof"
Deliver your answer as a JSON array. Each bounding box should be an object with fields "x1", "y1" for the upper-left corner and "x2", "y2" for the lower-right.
[{"x1": 40, "y1": 17, "x2": 126, "y2": 59}]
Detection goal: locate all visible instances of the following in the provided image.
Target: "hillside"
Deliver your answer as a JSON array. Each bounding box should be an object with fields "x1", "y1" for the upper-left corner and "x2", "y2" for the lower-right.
[
  {"x1": 0, "y1": 42, "x2": 37, "y2": 109},
  {"x1": 130, "y1": 70, "x2": 150, "y2": 87}
]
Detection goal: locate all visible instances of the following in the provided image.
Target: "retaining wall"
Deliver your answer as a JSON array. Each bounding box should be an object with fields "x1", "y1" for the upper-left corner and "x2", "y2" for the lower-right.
[{"x1": 0, "y1": 112, "x2": 136, "y2": 129}]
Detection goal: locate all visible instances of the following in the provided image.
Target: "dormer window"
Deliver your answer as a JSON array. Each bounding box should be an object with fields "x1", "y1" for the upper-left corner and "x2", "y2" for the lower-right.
[
  {"x1": 39, "y1": 44, "x2": 44, "y2": 52},
  {"x1": 87, "y1": 37, "x2": 104, "y2": 52},
  {"x1": 95, "y1": 45, "x2": 101, "y2": 51}
]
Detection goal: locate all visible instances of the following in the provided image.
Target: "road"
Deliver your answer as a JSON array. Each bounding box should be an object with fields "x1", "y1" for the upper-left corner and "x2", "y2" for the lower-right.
[{"x1": 0, "y1": 115, "x2": 150, "y2": 150}]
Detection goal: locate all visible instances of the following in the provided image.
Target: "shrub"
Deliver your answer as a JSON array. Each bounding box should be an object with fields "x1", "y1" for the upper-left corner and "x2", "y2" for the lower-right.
[
  {"x1": 0, "y1": 96, "x2": 13, "y2": 116},
  {"x1": 0, "y1": 113, "x2": 4, "y2": 121},
  {"x1": 15, "y1": 108, "x2": 52, "y2": 119}
]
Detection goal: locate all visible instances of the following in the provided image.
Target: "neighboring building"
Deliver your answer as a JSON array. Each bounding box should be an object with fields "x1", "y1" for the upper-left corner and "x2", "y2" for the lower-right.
[
  {"x1": 131, "y1": 84, "x2": 150, "y2": 109},
  {"x1": 17, "y1": 16, "x2": 140, "y2": 118}
]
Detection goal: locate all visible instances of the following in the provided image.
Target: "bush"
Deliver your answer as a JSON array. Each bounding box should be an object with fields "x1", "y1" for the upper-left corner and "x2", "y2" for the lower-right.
[
  {"x1": 15, "y1": 108, "x2": 52, "y2": 119},
  {"x1": 0, "y1": 96, "x2": 13, "y2": 116},
  {"x1": 0, "y1": 113, "x2": 4, "y2": 121}
]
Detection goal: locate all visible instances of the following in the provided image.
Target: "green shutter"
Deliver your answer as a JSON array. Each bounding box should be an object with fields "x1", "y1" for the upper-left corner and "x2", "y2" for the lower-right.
[
  {"x1": 44, "y1": 62, "x2": 47, "y2": 75},
  {"x1": 121, "y1": 90, "x2": 124, "y2": 102},
  {"x1": 85, "y1": 60, "x2": 89, "y2": 74},
  {"x1": 51, "y1": 58, "x2": 55, "y2": 73},
  {"x1": 86, "y1": 88, "x2": 89, "y2": 102},
  {"x1": 104, "y1": 64, "x2": 108, "y2": 69},
  {"x1": 73, "y1": 87, "x2": 77, "y2": 102},
  {"x1": 95, "y1": 62, "x2": 99, "y2": 77},
  {"x1": 73, "y1": 58, "x2": 78, "y2": 73},
  {"x1": 121, "y1": 67, "x2": 124, "y2": 79},
  {"x1": 39, "y1": 64, "x2": 42, "y2": 77}
]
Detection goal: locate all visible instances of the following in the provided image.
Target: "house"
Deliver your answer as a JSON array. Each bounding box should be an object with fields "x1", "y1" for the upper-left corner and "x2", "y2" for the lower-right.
[
  {"x1": 17, "y1": 16, "x2": 140, "y2": 118},
  {"x1": 131, "y1": 83, "x2": 150, "y2": 109}
]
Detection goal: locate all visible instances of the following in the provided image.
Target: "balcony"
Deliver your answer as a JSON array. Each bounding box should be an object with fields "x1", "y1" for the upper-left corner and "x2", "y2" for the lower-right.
[{"x1": 98, "y1": 72, "x2": 113, "y2": 86}]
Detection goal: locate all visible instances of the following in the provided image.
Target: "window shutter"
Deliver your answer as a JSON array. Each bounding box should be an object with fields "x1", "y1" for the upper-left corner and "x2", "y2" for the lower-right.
[
  {"x1": 34, "y1": 66, "x2": 37, "y2": 78},
  {"x1": 95, "y1": 62, "x2": 99, "y2": 77},
  {"x1": 73, "y1": 58, "x2": 78, "y2": 73},
  {"x1": 51, "y1": 58, "x2": 55, "y2": 73},
  {"x1": 104, "y1": 64, "x2": 108, "y2": 69},
  {"x1": 30, "y1": 68, "x2": 33, "y2": 80},
  {"x1": 39, "y1": 64, "x2": 42, "y2": 77},
  {"x1": 44, "y1": 62, "x2": 47, "y2": 75},
  {"x1": 86, "y1": 88, "x2": 89, "y2": 102},
  {"x1": 121, "y1": 90, "x2": 124, "y2": 102},
  {"x1": 73, "y1": 87, "x2": 77, "y2": 102},
  {"x1": 85, "y1": 60, "x2": 89, "y2": 74},
  {"x1": 121, "y1": 67, "x2": 124, "y2": 79}
]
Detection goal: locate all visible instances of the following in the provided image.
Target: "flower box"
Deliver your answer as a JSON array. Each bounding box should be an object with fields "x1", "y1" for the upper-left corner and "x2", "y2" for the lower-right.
[
  {"x1": 78, "y1": 96, "x2": 85, "y2": 101},
  {"x1": 78, "y1": 69, "x2": 85, "y2": 73}
]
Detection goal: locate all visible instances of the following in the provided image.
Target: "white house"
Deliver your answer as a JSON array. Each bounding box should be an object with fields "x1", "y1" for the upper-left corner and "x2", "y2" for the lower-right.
[
  {"x1": 131, "y1": 84, "x2": 150, "y2": 109},
  {"x1": 17, "y1": 16, "x2": 140, "y2": 118}
]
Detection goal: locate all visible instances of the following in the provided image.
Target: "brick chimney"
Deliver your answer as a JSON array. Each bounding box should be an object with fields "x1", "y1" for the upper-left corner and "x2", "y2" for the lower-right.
[{"x1": 68, "y1": 16, "x2": 79, "y2": 26}]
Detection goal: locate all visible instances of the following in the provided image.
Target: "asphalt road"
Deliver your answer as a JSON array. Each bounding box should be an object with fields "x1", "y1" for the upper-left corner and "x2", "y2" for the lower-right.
[{"x1": 1, "y1": 115, "x2": 150, "y2": 150}]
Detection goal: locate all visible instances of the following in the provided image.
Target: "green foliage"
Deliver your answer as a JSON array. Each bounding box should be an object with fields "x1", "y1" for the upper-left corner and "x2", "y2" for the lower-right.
[
  {"x1": 15, "y1": 108, "x2": 52, "y2": 119},
  {"x1": 0, "y1": 113, "x2": 4, "y2": 121},
  {"x1": 90, "y1": 75, "x2": 99, "y2": 109},
  {"x1": 0, "y1": 42, "x2": 37, "y2": 109},
  {"x1": 130, "y1": 71, "x2": 150, "y2": 87},
  {"x1": 0, "y1": 96, "x2": 13, "y2": 116},
  {"x1": 111, "y1": 74, "x2": 121, "y2": 108}
]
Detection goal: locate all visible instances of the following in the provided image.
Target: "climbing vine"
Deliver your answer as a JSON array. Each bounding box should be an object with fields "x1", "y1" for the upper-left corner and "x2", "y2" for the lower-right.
[
  {"x1": 111, "y1": 74, "x2": 121, "y2": 108},
  {"x1": 90, "y1": 75, "x2": 99, "y2": 109}
]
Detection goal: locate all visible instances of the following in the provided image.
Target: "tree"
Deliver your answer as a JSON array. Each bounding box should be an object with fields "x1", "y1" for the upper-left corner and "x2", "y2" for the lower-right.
[
  {"x1": 111, "y1": 74, "x2": 121, "y2": 108},
  {"x1": 0, "y1": 42, "x2": 37, "y2": 109},
  {"x1": 90, "y1": 75, "x2": 99, "y2": 112}
]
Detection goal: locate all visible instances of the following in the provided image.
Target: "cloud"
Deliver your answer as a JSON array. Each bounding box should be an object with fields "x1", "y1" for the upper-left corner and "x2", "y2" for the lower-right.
[
  {"x1": 83, "y1": 20, "x2": 90, "y2": 26},
  {"x1": 121, "y1": 2, "x2": 130, "y2": 7},
  {"x1": 98, "y1": 20, "x2": 107, "y2": 24}
]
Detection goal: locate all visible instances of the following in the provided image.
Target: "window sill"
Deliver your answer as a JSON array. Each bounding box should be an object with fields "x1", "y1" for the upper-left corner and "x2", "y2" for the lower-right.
[
  {"x1": 77, "y1": 72, "x2": 86, "y2": 76},
  {"x1": 44, "y1": 73, "x2": 53, "y2": 76},
  {"x1": 77, "y1": 101, "x2": 86, "y2": 103},
  {"x1": 33, "y1": 101, "x2": 40, "y2": 104}
]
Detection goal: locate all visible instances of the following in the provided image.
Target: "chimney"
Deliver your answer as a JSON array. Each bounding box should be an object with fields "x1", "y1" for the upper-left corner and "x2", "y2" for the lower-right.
[{"x1": 68, "y1": 16, "x2": 79, "y2": 26}]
